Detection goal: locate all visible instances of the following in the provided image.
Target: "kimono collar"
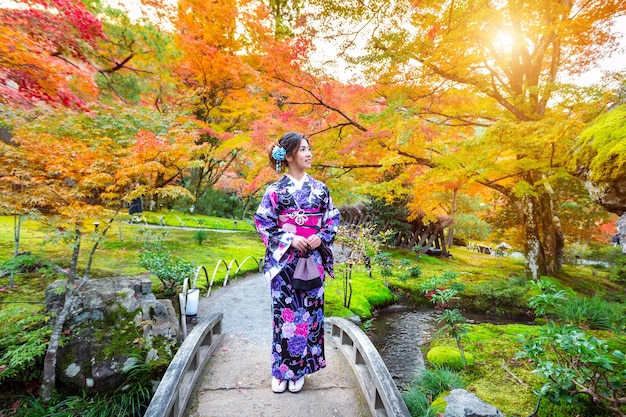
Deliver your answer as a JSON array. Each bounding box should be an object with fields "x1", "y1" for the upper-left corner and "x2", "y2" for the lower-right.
[{"x1": 285, "y1": 173, "x2": 309, "y2": 190}]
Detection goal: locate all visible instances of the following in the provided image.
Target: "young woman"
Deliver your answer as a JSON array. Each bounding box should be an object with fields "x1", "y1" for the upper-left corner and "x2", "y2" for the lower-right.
[{"x1": 254, "y1": 132, "x2": 340, "y2": 393}]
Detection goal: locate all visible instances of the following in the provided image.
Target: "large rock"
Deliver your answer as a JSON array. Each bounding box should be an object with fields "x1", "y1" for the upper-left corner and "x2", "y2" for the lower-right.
[
  {"x1": 45, "y1": 276, "x2": 180, "y2": 394},
  {"x1": 443, "y1": 389, "x2": 505, "y2": 417}
]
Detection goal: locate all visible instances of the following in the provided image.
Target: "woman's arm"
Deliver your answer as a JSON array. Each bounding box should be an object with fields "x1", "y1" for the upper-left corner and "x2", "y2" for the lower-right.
[{"x1": 254, "y1": 187, "x2": 295, "y2": 262}]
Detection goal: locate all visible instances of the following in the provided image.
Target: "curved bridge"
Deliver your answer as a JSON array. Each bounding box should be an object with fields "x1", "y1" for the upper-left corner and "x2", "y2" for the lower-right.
[{"x1": 144, "y1": 274, "x2": 410, "y2": 417}]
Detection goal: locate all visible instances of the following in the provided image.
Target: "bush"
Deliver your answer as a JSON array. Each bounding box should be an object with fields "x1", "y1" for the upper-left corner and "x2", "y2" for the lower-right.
[
  {"x1": 556, "y1": 295, "x2": 624, "y2": 330},
  {"x1": 138, "y1": 250, "x2": 196, "y2": 295},
  {"x1": 373, "y1": 252, "x2": 394, "y2": 277},
  {"x1": 610, "y1": 256, "x2": 626, "y2": 284},
  {"x1": 537, "y1": 397, "x2": 614, "y2": 417},
  {"x1": 0, "y1": 306, "x2": 52, "y2": 383},
  {"x1": 517, "y1": 322, "x2": 626, "y2": 415},
  {"x1": 0, "y1": 253, "x2": 54, "y2": 276},
  {"x1": 194, "y1": 230, "x2": 208, "y2": 245},
  {"x1": 426, "y1": 346, "x2": 474, "y2": 370},
  {"x1": 416, "y1": 366, "x2": 465, "y2": 398},
  {"x1": 402, "y1": 388, "x2": 437, "y2": 417}
]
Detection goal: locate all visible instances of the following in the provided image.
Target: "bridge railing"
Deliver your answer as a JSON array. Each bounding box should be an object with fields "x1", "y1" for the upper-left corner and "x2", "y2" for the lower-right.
[
  {"x1": 144, "y1": 313, "x2": 223, "y2": 417},
  {"x1": 327, "y1": 317, "x2": 411, "y2": 417}
]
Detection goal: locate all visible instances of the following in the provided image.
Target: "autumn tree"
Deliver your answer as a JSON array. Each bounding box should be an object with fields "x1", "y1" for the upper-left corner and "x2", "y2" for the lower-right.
[
  {"x1": 306, "y1": 0, "x2": 626, "y2": 278},
  {"x1": 0, "y1": 0, "x2": 104, "y2": 107}
]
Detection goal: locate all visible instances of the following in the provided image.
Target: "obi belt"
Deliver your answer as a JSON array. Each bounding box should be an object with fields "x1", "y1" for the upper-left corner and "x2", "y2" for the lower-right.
[{"x1": 278, "y1": 209, "x2": 322, "y2": 239}]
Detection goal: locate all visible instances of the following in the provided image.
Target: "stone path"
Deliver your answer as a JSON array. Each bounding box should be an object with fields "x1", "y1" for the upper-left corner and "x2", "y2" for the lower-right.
[{"x1": 185, "y1": 273, "x2": 371, "y2": 417}]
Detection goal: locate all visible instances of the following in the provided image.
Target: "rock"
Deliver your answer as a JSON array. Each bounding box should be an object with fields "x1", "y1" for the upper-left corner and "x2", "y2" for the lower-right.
[
  {"x1": 582, "y1": 176, "x2": 626, "y2": 216},
  {"x1": 45, "y1": 276, "x2": 180, "y2": 394},
  {"x1": 443, "y1": 389, "x2": 504, "y2": 417}
]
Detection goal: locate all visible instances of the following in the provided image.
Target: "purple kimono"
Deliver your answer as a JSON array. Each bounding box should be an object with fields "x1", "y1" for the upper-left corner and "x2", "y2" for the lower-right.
[{"x1": 254, "y1": 173, "x2": 340, "y2": 381}]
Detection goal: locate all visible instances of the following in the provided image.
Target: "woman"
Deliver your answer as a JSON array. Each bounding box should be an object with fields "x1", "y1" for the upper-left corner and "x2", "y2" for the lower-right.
[{"x1": 254, "y1": 132, "x2": 340, "y2": 394}]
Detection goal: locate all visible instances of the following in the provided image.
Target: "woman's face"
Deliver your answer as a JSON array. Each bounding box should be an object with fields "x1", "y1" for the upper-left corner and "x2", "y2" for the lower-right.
[{"x1": 287, "y1": 139, "x2": 312, "y2": 171}]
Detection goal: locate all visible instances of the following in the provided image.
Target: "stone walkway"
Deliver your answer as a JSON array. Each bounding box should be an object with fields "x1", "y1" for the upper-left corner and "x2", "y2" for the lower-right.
[{"x1": 185, "y1": 273, "x2": 372, "y2": 417}]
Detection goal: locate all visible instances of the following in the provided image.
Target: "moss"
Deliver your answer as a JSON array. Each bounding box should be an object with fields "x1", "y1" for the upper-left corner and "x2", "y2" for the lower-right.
[
  {"x1": 571, "y1": 105, "x2": 626, "y2": 182},
  {"x1": 325, "y1": 266, "x2": 396, "y2": 319},
  {"x1": 426, "y1": 346, "x2": 474, "y2": 370},
  {"x1": 430, "y1": 393, "x2": 448, "y2": 413}
]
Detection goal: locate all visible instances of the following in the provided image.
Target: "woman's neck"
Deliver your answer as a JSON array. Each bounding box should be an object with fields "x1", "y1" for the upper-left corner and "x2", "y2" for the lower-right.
[{"x1": 287, "y1": 168, "x2": 306, "y2": 181}]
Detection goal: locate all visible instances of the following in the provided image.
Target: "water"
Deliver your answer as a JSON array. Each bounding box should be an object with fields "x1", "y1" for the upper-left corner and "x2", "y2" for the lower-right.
[
  {"x1": 366, "y1": 306, "x2": 535, "y2": 389},
  {"x1": 366, "y1": 305, "x2": 439, "y2": 389}
]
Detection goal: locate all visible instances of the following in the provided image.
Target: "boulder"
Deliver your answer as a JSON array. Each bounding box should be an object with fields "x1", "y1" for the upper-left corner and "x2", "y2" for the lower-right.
[
  {"x1": 443, "y1": 389, "x2": 505, "y2": 417},
  {"x1": 45, "y1": 276, "x2": 180, "y2": 394}
]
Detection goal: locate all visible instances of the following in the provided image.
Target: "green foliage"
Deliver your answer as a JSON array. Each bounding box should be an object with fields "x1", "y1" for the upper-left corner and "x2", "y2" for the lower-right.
[
  {"x1": 517, "y1": 322, "x2": 626, "y2": 415},
  {"x1": 469, "y1": 277, "x2": 528, "y2": 313},
  {"x1": 138, "y1": 250, "x2": 196, "y2": 294},
  {"x1": 0, "y1": 253, "x2": 54, "y2": 276},
  {"x1": 536, "y1": 397, "x2": 614, "y2": 417},
  {"x1": 610, "y1": 256, "x2": 626, "y2": 285},
  {"x1": 187, "y1": 188, "x2": 245, "y2": 218},
  {"x1": 407, "y1": 265, "x2": 422, "y2": 278},
  {"x1": 415, "y1": 366, "x2": 465, "y2": 399},
  {"x1": 0, "y1": 306, "x2": 52, "y2": 383},
  {"x1": 402, "y1": 388, "x2": 437, "y2": 417},
  {"x1": 372, "y1": 251, "x2": 394, "y2": 277},
  {"x1": 193, "y1": 230, "x2": 208, "y2": 245},
  {"x1": 454, "y1": 213, "x2": 492, "y2": 241},
  {"x1": 528, "y1": 279, "x2": 569, "y2": 318},
  {"x1": 555, "y1": 295, "x2": 625, "y2": 331},
  {"x1": 9, "y1": 355, "x2": 153, "y2": 417},
  {"x1": 426, "y1": 346, "x2": 474, "y2": 370},
  {"x1": 364, "y1": 195, "x2": 412, "y2": 238}
]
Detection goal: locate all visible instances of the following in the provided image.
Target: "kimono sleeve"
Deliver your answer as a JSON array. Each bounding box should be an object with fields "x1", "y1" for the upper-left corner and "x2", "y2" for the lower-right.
[
  {"x1": 254, "y1": 186, "x2": 295, "y2": 263},
  {"x1": 318, "y1": 186, "x2": 340, "y2": 244}
]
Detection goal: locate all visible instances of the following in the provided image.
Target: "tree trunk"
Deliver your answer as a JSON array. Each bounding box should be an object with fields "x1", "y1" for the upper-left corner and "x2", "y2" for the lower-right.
[
  {"x1": 538, "y1": 192, "x2": 558, "y2": 275},
  {"x1": 522, "y1": 194, "x2": 547, "y2": 280},
  {"x1": 68, "y1": 229, "x2": 82, "y2": 284},
  {"x1": 40, "y1": 290, "x2": 74, "y2": 402},
  {"x1": 13, "y1": 214, "x2": 21, "y2": 257},
  {"x1": 84, "y1": 213, "x2": 118, "y2": 279},
  {"x1": 446, "y1": 188, "x2": 458, "y2": 248}
]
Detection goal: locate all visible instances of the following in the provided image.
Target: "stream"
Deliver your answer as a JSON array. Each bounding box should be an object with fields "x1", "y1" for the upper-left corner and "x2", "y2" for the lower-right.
[{"x1": 365, "y1": 304, "x2": 535, "y2": 389}]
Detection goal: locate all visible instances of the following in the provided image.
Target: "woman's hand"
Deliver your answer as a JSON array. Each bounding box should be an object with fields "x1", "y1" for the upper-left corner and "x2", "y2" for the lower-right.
[
  {"x1": 291, "y1": 235, "x2": 310, "y2": 252},
  {"x1": 306, "y1": 234, "x2": 322, "y2": 250}
]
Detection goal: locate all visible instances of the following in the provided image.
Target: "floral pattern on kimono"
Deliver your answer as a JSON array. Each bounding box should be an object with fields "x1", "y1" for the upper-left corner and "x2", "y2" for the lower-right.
[{"x1": 254, "y1": 173, "x2": 340, "y2": 381}]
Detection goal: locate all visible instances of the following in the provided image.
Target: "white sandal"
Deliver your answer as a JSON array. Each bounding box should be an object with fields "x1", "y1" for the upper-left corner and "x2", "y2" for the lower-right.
[
  {"x1": 271, "y1": 377, "x2": 287, "y2": 393},
  {"x1": 288, "y1": 376, "x2": 305, "y2": 393}
]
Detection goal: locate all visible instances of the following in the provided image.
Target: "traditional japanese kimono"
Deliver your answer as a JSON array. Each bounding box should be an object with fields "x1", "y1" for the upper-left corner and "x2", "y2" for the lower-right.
[{"x1": 254, "y1": 173, "x2": 340, "y2": 381}]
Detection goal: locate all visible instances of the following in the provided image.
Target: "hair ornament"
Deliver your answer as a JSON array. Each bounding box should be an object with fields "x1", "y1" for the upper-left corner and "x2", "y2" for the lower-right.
[{"x1": 272, "y1": 145, "x2": 286, "y2": 172}]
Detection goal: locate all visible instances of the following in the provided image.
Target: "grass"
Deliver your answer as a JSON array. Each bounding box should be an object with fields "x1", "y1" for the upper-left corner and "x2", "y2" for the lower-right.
[{"x1": 0, "y1": 215, "x2": 265, "y2": 304}]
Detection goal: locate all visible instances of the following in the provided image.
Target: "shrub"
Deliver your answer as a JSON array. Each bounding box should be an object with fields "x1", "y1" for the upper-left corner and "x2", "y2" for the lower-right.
[
  {"x1": 426, "y1": 346, "x2": 474, "y2": 370},
  {"x1": 0, "y1": 306, "x2": 52, "y2": 383},
  {"x1": 556, "y1": 295, "x2": 624, "y2": 330},
  {"x1": 373, "y1": 252, "x2": 393, "y2": 277},
  {"x1": 610, "y1": 256, "x2": 626, "y2": 284},
  {"x1": 193, "y1": 230, "x2": 208, "y2": 245},
  {"x1": 417, "y1": 366, "x2": 465, "y2": 399},
  {"x1": 517, "y1": 322, "x2": 626, "y2": 416},
  {"x1": 138, "y1": 250, "x2": 196, "y2": 295},
  {"x1": 537, "y1": 397, "x2": 614, "y2": 417},
  {"x1": 402, "y1": 388, "x2": 437, "y2": 417},
  {"x1": 407, "y1": 265, "x2": 422, "y2": 278},
  {"x1": 0, "y1": 253, "x2": 54, "y2": 276}
]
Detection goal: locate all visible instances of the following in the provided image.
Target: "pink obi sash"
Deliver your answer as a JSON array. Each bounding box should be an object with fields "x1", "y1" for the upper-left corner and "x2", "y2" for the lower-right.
[{"x1": 278, "y1": 209, "x2": 322, "y2": 238}]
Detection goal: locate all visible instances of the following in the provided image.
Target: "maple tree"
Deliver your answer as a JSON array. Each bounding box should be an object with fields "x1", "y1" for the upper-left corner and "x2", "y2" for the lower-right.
[
  {"x1": 305, "y1": 0, "x2": 626, "y2": 278},
  {"x1": 0, "y1": 0, "x2": 104, "y2": 107}
]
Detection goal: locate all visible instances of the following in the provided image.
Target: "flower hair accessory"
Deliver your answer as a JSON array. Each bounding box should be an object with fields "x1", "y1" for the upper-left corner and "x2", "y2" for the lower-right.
[{"x1": 272, "y1": 145, "x2": 286, "y2": 172}]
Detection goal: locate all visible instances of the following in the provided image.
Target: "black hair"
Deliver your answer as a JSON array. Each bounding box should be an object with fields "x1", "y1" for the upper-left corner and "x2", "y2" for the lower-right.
[{"x1": 268, "y1": 132, "x2": 308, "y2": 172}]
